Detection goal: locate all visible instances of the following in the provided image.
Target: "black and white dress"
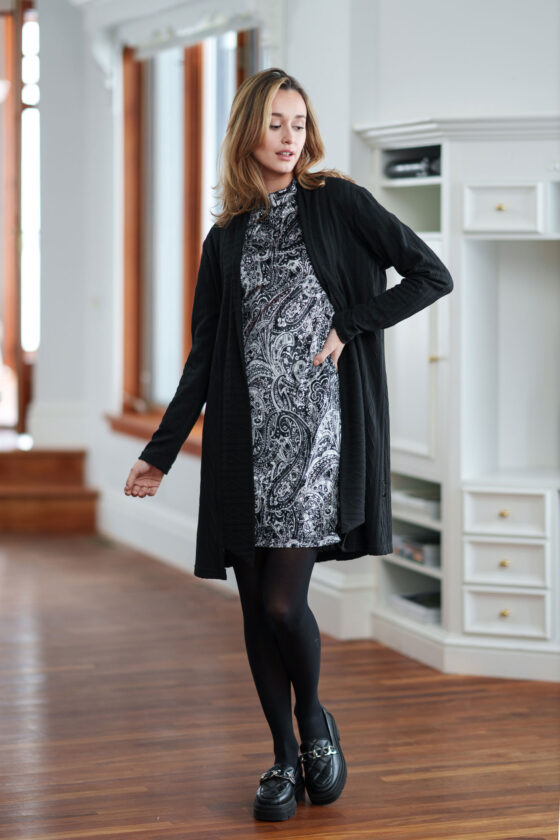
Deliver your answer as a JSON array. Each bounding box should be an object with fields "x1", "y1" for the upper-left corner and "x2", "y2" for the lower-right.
[{"x1": 240, "y1": 178, "x2": 341, "y2": 548}]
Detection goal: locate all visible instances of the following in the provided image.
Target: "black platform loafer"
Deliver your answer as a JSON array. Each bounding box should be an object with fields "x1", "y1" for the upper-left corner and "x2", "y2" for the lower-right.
[
  {"x1": 253, "y1": 762, "x2": 306, "y2": 821},
  {"x1": 299, "y1": 706, "x2": 347, "y2": 805}
]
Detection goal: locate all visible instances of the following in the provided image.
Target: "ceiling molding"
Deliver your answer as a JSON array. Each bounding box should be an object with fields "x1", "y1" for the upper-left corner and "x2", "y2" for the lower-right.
[
  {"x1": 354, "y1": 115, "x2": 560, "y2": 147},
  {"x1": 67, "y1": 0, "x2": 284, "y2": 86}
]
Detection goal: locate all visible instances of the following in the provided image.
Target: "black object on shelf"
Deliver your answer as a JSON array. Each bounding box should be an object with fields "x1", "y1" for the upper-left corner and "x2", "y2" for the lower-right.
[
  {"x1": 404, "y1": 591, "x2": 441, "y2": 609},
  {"x1": 385, "y1": 156, "x2": 441, "y2": 179}
]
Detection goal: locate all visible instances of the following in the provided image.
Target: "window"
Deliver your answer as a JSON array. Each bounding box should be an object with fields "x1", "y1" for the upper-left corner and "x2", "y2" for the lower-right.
[
  {"x1": 112, "y1": 29, "x2": 258, "y2": 454},
  {"x1": 20, "y1": 13, "x2": 40, "y2": 355},
  {"x1": 0, "y1": 0, "x2": 39, "y2": 437}
]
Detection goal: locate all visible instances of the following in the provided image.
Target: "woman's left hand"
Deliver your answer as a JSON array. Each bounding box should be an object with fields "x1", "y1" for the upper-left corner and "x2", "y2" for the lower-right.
[{"x1": 313, "y1": 327, "x2": 345, "y2": 371}]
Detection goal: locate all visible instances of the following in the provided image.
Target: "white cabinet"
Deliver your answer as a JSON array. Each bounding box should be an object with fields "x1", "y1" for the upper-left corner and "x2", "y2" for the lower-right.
[
  {"x1": 463, "y1": 182, "x2": 545, "y2": 233},
  {"x1": 356, "y1": 115, "x2": 560, "y2": 681},
  {"x1": 384, "y1": 251, "x2": 449, "y2": 467},
  {"x1": 463, "y1": 537, "x2": 550, "y2": 588},
  {"x1": 463, "y1": 587, "x2": 551, "y2": 639},
  {"x1": 463, "y1": 489, "x2": 551, "y2": 539},
  {"x1": 463, "y1": 484, "x2": 554, "y2": 642}
]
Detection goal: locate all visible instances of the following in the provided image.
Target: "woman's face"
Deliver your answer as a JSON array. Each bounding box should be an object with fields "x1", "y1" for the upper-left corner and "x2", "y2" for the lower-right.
[{"x1": 252, "y1": 88, "x2": 307, "y2": 192}]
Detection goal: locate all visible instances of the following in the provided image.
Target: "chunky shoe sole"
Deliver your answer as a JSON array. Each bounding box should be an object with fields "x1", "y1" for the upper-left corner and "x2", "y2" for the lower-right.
[
  {"x1": 253, "y1": 779, "x2": 306, "y2": 821},
  {"x1": 306, "y1": 708, "x2": 347, "y2": 806}
]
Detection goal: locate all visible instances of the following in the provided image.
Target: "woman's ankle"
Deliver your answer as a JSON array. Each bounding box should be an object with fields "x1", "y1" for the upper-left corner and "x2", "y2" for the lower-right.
[
  {"x1": 273, "y1": 735, "x2": 299, "y2": 768},
  {"x1": 295, "y1": 703, "x2": 330, "y2": 742}
]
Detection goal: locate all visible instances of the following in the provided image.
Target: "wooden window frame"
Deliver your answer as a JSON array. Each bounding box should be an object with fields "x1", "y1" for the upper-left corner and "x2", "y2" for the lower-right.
[
  {"x1": 1, "y1": 0, "x2": 36, "y2": 434},
  {"x1": 107, "y1": 30, "x2": 259, "y2": 458}
]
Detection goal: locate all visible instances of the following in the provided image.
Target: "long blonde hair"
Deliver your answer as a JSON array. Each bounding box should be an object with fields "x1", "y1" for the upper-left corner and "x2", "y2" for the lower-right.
[{"x1": 214, "y1": 68, "x2": 351, "y2": 227}]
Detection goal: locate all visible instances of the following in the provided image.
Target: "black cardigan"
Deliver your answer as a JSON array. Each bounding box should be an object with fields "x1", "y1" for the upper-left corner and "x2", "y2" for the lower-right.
[{"x1": 138, "y1": 176, "x2": 453, "y2": 579}]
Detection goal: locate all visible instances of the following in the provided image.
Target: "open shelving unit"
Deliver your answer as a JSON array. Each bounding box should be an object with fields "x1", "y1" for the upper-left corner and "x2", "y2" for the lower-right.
[
  {"x1": 376, "y1": 144, "x2": 442, "y2": 235},
  {"x1": 380, "y1": 472, "x2": 443, "y2": 627}
]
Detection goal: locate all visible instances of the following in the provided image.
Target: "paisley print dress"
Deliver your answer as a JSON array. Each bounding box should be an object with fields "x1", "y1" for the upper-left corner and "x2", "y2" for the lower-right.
[{"x1": 240, "y1": 178, "x2": 341, "y2": 548}]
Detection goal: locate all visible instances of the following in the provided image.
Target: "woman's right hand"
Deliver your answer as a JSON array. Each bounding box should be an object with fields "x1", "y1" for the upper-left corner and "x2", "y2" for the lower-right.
[{"x1": 124, "y1": 459, "x2": 164, "y2": 498}]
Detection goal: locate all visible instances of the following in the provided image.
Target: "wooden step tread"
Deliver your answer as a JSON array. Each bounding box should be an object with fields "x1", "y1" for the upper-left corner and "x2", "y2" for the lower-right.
[
  {"x1": 0, "y1": 485, "x2": 99, "y2": 498},
  {"x1": 0, "y1": 450, "x2": 88, "y2": 485},
  {"x1": 0, "y1": 449, "x2": 88, "y2": 458},
  {"x1": 0, "y1": 489, "x2": 98, "y2": 532}
]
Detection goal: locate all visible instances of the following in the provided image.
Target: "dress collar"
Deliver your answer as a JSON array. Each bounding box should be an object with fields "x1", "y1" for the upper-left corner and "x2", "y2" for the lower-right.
[{"x1": 268, "y1": 178, "x2": 297, "y2": 208}]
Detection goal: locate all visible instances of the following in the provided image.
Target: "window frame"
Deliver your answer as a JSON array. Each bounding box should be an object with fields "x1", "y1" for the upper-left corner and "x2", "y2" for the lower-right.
[{"x1": 107, "y1": 30, "x2": 259, "y2": 458}]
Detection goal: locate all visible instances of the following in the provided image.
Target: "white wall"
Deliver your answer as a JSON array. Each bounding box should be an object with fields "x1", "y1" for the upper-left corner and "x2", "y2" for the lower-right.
[
  {"x1": 372, "y1": 0, "x2": 560, "y2": 123},
  {"x1": 349, "y1": 0, "x2": 379, "y2": 180},
  {"x1": 30, "y1": 0, "x2": 87, "y2": 443},
  {"x1": 283, "y1": 0, "x2": 378, "y2": 183},
  {"x1": 284, "y1": 0, "x2": 352, "y2": 174}
]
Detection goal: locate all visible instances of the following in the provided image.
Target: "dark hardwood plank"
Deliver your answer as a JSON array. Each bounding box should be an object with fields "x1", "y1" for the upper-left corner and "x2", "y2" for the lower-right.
[{"x1": 0, "y1": 534, "x2": 557, "y2": 840}]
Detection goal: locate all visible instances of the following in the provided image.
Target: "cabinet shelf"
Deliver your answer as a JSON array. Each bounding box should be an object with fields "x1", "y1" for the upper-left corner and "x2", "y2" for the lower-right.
[
  {"x1": 378, "y1": 557, "x2": 442, "y2": 632},
  {"x1": 373, "y1": 604, "x2": 447, "y2": 641},
  {"x1": 380, "y1": 175, "x2": 442, "y2": 188},
  {"x1": 392, "y1": 509, "x2": 442, "y2": 531},
  {"x1": 376, "y1": 144, "x2": 442, "y2": 231},
  {"x1": 377, "y1": 183, "x2": 441, "y2": 232},
  {"x1": 382, "y1": 552, "x2": 443, "y2": 580},
  {"x1": 464, "y1": 232, "x2": 560, "y2": 241},
  {"x1": 464, "y1": 467, "x2": 560, "y2": 490}
]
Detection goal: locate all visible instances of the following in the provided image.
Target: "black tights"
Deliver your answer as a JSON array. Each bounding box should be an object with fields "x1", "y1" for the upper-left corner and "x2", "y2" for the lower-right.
[{"x1": 233, "y1": 546, "x2": 330, "y2": 768}]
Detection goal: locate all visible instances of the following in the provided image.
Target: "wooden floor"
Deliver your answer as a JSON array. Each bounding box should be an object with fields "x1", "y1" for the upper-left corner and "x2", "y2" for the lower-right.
[{"x1": 0, "y1": 534, "x2": 558, "y2": 840}]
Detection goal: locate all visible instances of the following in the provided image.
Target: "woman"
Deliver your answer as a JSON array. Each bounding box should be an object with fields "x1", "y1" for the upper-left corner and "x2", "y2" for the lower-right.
[{"x1": 124, "y1": 68, "x2": 453, "y2": 822}]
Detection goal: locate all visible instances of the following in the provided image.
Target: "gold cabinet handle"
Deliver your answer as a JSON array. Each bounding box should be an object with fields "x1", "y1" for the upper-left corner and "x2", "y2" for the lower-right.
[
  {"x1": 495, "y1": 203, "x2": 506, "y2": 211},
  {"x1": 499, "y1": 609, "x2": 511, "y2": 618},
  {"x1": 498, "y1": 509, "x2": 510, "y2": 518},
  {"x1": 499, "y1": 559, "x2": 511, "y2": 568},
  {"x1": 428, "y1": 354, "x2": 446, "y2": 363}
]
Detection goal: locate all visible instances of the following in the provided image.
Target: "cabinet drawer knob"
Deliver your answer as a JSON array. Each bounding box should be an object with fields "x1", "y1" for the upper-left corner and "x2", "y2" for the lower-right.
[
  {"x1": 495, "y1": 202, "x2": 506, "y2": 211},
  {"x1": 499, "y1": 609, "x2": 511, "y2": 618},
  {"x1": 499, "y1": 559, "x2": 511, "y2": 568},
  {"x1": 498, "y1": 509, "x2": 510, "y2": 518}
]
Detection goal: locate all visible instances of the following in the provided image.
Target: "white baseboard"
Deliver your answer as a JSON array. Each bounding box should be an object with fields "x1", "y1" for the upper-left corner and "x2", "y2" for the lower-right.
[
  {"x1": 98, "y1": 486, "x2": 238, "y2": 595},
  {"x1": 372, "y1": 609, "x2": 447, "y2": 671},
  {"x1": 442, "y1": 642, "x2": 560, "y2": 682},
  {"x1": 27, "y1": 399, "x2": 88, "y2": 447},
  {"x1": 372, "y1": 608, "x2": 560, "y2": 681},
  {"x1": 309, "y1": 557, "x2": 377, "y2": 639}
]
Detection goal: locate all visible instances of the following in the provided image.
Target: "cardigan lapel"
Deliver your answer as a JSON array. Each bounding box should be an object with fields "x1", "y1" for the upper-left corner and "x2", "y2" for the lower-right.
[
  {"x1": 295, "y1": 180, "x2": 336, "y2": 306},
  {"x1": 218, "y1": 210, "x2": 255, "y2": 563},
  {"x1": 222, "y1": 212, "x2": 250, "y2": 365}
]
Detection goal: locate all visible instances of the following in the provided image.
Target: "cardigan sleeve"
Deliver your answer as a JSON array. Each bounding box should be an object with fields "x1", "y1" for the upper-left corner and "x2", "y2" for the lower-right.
[
  {"x1": 137, "y1": 229, "x2": 221, "y2": 474},
  {"x1": 331, "y1": 184, "x2": 453, "y2": 342}
]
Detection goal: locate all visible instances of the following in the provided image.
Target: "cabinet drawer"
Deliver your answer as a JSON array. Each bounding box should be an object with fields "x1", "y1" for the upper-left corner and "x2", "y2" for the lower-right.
[
  {"x1": 463, "y1": 537, "x2": 550, "y2": 587},
  {"x1": 463, "y1": 587, "x2": 551, "y2": 639},
  {"x1": 463, "y1": 183, "x2": 544, "y2": 232},
  {"x1": 463, "y1": 489, "x2": 549, "y2": 538}
]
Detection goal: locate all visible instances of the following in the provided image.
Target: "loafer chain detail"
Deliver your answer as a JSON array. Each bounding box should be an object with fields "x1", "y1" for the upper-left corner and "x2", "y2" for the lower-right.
[
  {"x1": 299, "y1": 744, "x2": 338, "y2": 762},
  {"x1": 253, "y1": 762, "x2": 305, "y2": 822},
  {"x1": 299, "y1": 706, "x2": 347, "y2": 805},
  {"x1": 260, "y1": 766, "x2": 297, "y2": 784}
]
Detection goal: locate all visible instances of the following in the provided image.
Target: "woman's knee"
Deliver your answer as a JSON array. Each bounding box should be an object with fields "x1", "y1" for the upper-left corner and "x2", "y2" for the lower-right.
[{"x1": 263, "y1": 594, "x2": 305, "y2": 631}]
